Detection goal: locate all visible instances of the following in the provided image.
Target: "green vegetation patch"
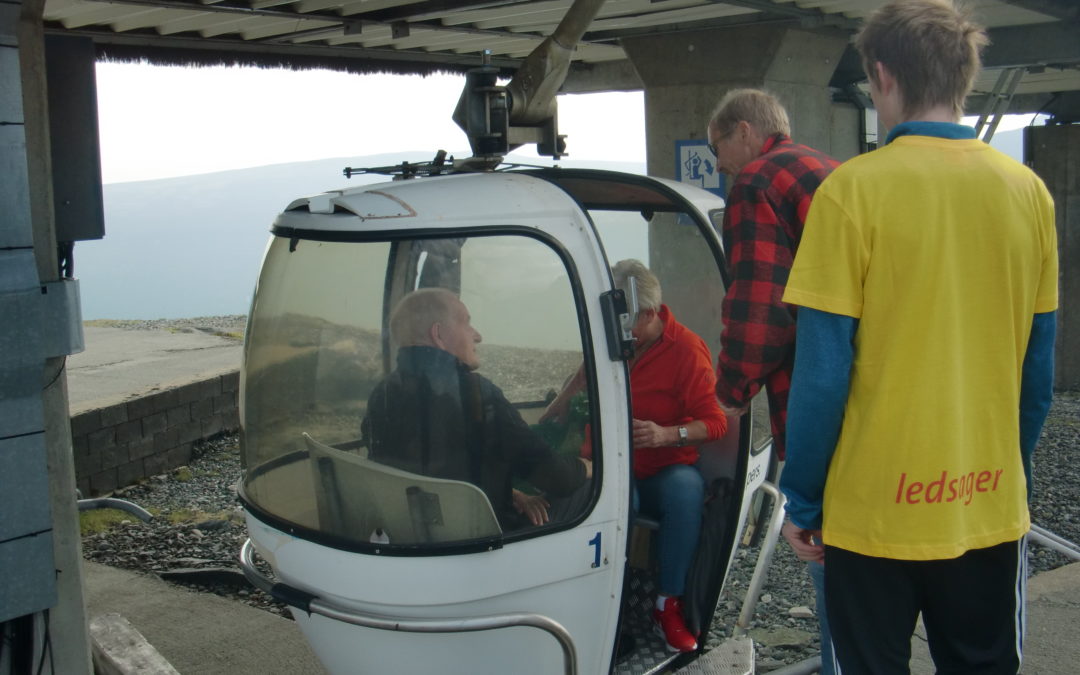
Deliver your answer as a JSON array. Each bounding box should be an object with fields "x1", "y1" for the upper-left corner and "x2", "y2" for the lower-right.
[
  {"x1": 166, "y1": 508, "x2": 237, "y2": 525},
  {"x1": 80, "y1": 509, "x2": 136, "y2": 535},
  {"x1": 212, "y1": 330, "x2": 245, "y2": 341}
]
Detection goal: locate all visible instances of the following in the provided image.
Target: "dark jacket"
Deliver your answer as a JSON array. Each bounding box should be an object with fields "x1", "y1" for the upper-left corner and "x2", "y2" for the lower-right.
[{"x1": 362, "y1": 346, "x2": 586, "y2": 529}]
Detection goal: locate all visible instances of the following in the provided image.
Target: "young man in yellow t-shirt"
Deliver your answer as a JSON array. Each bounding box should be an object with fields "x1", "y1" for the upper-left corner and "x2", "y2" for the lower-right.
[{"x1": 778, "y1": 1, "x2": 1059, "y2": 673}]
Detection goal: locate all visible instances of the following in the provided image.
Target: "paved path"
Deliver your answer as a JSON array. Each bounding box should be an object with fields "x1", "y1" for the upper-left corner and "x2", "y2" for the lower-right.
[
  {"x1": 67, "y1": 326, "x2": 242, "y2": 413},
  {"x1": 84, "y1": 562, "x2": 324, "y2": 674}
]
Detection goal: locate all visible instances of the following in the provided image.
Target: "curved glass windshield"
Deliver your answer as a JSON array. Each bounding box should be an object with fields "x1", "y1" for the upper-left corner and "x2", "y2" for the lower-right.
[{"x1": 241, "y1": 233, "x2": 596, "y2": 551}]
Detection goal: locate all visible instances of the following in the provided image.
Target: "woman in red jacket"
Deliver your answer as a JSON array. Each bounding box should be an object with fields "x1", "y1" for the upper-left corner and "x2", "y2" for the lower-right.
[{"x1": 545, "y1": 259, "x2": 728, "y2": 652}]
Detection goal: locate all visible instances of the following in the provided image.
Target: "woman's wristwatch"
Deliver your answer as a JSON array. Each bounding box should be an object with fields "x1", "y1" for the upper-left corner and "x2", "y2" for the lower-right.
[{"x1": 676, "y1": 425, "x2": 689, "y2": 446}]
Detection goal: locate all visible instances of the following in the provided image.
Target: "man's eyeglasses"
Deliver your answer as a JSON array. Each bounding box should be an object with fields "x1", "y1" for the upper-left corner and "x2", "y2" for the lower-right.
[
  {"x1": 706, "y1": 131, "x2": 728, "y2": 158},
  {"x1": 708, "y1": 125, "x2": 740, "y2": 158}
]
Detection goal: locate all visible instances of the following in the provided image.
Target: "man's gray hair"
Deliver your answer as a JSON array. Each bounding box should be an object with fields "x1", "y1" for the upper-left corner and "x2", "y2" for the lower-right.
[
  {"x1": 612, "y1": 259, "x2": 662, "y2": 312},
  {"x1": 389, "y1": 287, "x2": 456, "y2": 347},
  {"x1": 708, "y1": 88, "x2": 791, "y2": 139}
]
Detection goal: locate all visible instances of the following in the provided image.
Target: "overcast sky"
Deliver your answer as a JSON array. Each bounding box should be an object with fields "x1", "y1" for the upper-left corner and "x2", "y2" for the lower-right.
[
  {"x1": 95, "y1": 62, "x2": 1041, "y2": 184},
  {"x1": 94, "y1": 62, "x2": 647, "y2": 184}
]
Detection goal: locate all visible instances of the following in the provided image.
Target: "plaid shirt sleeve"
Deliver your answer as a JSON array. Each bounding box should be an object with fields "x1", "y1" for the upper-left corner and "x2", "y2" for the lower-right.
[{"x1": 715, "y1": 175, "x2": 798, "y2": 409}]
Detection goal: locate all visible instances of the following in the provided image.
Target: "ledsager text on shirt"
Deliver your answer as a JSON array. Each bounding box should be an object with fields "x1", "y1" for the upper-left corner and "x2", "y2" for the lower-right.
[{"x1": 895, "y1": 468, "x2": 1004, "y2": 506}]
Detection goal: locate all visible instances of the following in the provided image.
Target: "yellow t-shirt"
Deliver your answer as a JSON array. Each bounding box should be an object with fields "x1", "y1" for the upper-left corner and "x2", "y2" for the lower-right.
[{"x1": 783, "y1": 135, "x2": 1058, "y2": 560}]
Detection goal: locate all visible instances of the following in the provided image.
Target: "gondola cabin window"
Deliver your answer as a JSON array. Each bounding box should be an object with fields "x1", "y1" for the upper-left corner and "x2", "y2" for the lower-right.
[{"x1": 240, "y1": 233, "x2": 597, "y2": 552}]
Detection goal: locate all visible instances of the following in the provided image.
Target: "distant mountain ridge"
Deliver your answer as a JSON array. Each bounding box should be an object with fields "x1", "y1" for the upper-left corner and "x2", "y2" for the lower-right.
[
  {"x1": 80, "y1": 128, "x2": 1024, "y2": 320},
  {"x1": 80, "y1": 153, "x2": 646, "y2": 320}
]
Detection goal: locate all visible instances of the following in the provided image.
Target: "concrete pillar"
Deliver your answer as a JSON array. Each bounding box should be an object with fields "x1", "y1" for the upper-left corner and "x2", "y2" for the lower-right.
[
  {"x1": 2, "y1": 0, "x2": 93, "y2": 671},
  {"x1": 1027, "y1": 125, "x2": 1080, "y2": 391},
  {"x1": 622, "y1": 24, "x2": 852, "y2": 181},
  {"x1": 830, "y1": 101, "x2": 863, "y2": 159},
  {"x1": 620, "y1": 24, "x2": 851, "y2": 340}
]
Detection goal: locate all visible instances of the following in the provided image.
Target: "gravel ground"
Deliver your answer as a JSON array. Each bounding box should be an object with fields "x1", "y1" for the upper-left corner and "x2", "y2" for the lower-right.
[
  {"x1": 82, "y1": 435, "x2": 287, "y2": 615},
  {"x1": 79, "y1": 316, "x2": 1080, "y2": 671},
  {"x1": 85, "y1": 315, "x2": 249, "y2": 338}
]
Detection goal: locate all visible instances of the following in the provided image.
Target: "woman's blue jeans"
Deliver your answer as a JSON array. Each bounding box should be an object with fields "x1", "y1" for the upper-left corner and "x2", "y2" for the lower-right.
[{"x1": 634, "y1": 463, "x2": 705, "y2": 597}]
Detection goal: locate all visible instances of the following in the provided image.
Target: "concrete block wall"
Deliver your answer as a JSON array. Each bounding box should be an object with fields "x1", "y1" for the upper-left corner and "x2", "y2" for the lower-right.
[{"x1": 71, "y1": 371, "x2": 239, "y2": 497}]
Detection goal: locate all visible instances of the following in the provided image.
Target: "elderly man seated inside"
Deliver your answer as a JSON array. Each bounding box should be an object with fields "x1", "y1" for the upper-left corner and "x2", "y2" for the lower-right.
[{"x1": 361, "y1": 287, "x2": 592, "y2": 531}]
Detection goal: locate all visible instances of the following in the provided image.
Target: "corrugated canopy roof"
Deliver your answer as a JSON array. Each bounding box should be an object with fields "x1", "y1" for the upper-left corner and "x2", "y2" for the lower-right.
[{"x1": 42, "y1": 0, "x2": 1080, "y2": 116}]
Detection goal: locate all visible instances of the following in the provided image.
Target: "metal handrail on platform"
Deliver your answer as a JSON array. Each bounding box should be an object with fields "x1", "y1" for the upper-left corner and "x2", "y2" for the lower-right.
[
  {"x1": 734, "y1": 481, "x2": 788, "y2": 638},
  {"x1": 77, "y1": 497, "x2": 153, "y2": 522},
  {"x1": 238, "y1": 539, "x2": 579, "y2": 675},
  {"x1": 1030, "y1": 524, "x2": 1080, "y2": 562}
]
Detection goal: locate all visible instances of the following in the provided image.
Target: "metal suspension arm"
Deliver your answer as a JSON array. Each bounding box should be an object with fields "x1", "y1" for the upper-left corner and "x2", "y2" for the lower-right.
[
  {"x1": 452, "y1": 0, "x2": 607, "y2": 160},
  {"x1": 505, "y1": 0, "x2": 607, "y2": 126}
]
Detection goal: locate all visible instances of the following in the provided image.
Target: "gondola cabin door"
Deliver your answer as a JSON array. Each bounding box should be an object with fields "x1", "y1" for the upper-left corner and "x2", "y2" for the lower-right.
[{"x1": 238, "y1": 169, "x2": 744, "y2": 674}]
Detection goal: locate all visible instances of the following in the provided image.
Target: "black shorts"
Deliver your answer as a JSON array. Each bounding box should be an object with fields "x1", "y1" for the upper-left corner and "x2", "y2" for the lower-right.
[{"x1": 824, "y1": 538, "x2": 1026, "y2": 675}]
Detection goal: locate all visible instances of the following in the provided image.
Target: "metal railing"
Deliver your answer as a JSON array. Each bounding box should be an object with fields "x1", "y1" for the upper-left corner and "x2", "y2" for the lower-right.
[
  {"x1": 974, "y1": 67, "x2": 1025, "y2": 142},
  {"x1": 77, "y1": 496, "x2": 153, "y2": 522},
  {"x1": 1030, "y1": 524, "x2": 1080, "y2": 561},
  {"x1": 238, "y1": 539, "x2": 579, "y2": 675},
  {"x1": 734, "y1": 481, "x2": 788, "y2": 638}
]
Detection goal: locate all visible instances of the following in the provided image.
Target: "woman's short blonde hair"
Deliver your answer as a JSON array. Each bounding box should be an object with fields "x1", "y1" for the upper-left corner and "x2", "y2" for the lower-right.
[
  {"x1": 612, "y1": 259, "x2": 662, "y2": 312},
  {"x1": 855, "y1": 0, "x2": 988, "y2": 120},
  {"x1": 707, "y1": 89, "x2": 791, "y2": 139}
]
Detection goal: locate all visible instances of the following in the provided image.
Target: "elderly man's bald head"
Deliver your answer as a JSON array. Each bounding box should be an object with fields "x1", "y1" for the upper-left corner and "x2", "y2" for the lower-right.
[
  {"x1": 390, "y1": 288, "x2": 456, "y2": 346},
  {"x1": 390, "y1": 288, "x2": 483, "y2": 370}
]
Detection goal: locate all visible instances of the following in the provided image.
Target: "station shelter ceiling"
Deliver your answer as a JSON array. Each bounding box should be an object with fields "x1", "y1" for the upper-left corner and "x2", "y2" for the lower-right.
[{"x1": 38, "y1": 0, "x2": 1080, "y2": 119}]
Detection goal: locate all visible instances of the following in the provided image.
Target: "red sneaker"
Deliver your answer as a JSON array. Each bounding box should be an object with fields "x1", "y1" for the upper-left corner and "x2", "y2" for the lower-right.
[{"x1": 652, "y1": 597, "x2": 698, "y2": 653}]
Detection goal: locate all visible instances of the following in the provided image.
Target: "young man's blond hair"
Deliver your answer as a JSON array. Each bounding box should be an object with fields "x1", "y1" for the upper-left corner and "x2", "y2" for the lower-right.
[
  {"x1": 707, "y1": 88, "x2": 791, "y2": 139},
  {"x1": 854, "y1": 0, "x2": 988, "y2": 119}
]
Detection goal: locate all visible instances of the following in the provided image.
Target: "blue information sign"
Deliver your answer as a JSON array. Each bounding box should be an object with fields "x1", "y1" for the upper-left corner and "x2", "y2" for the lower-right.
[{"x1": 674, "y1": 139, "x2": 725, "y2": 198}]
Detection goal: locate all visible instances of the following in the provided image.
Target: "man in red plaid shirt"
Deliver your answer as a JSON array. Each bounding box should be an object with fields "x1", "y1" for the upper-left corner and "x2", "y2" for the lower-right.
[
  {"x1": 707, "y1": 89, "x2": 840, "y2": 457},
  {"x1": 707, "y1": 88, "x2": 840, "y2": 673}
]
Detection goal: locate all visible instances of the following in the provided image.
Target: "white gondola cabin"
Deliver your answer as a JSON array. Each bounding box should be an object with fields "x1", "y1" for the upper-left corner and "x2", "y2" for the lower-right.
[{"x1": 237, "y1": 167, "x2": 781, "y2": 675}]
